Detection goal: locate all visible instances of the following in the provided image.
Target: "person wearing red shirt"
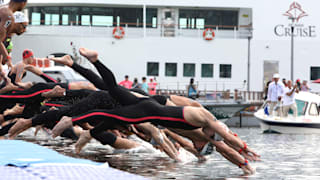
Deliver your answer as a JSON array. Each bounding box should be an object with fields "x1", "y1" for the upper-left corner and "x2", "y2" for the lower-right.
[
  {"x1": 148, "y1": 78, "x2": 157, "y2": 95},
  {"x1": 118, "y1": 75, "x2": 133, "y2": 89}
]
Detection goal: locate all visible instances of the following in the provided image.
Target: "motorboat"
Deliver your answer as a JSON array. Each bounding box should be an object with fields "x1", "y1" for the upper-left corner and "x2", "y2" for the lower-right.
[{"x1": 254, "y1": 92, "x2": 320, "y2": 134}]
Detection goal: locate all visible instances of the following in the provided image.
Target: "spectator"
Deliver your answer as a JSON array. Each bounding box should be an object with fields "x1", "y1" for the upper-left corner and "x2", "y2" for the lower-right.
[
  {"x1": 267, "y1": 73, "x2": 285, "y2": 116},
  {"x1": 118, "y1": 75, "x2": 133, "y2": 89},
  {"x1": 132, "y1": 78, "x2": 141, "y2": 89},
  {"x1": 283, "y1": 80, "x2": 299, "y2": 117},
  {"x1": 187, "y1": 78, "x2": 198, "y2": 99},
  {"x1": 264, "y1": 80, "x2": 272, "y2": 100},
  {"x1": 141, "y1": 77, "x2": 149, "y2": 94},
  {"x1": 148, "y1": 78, "x2": 157, "y2": 95},
  {"x1": 282, "y1": 78, "x2": 287, "y2": 87},
  {"x1": 296, "y1": 79, "x2": 301, "y2": 90},
  {"x1": 301, "y1": 80, "x2": 310, "y2": 92}
]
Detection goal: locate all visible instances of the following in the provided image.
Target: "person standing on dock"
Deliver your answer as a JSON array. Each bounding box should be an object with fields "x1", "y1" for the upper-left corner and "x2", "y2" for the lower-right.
[
  {"x1": 148, "y1": 78, "x2": 157, "y2": 95},
  {"x1": 283, "y1": 80, "x2": 299, "y2": 117},
  {"x1": 118, "y1": 75, "x2": 133, "y2": 89},
  {"x1": 267, "y1": 73, "x2": 285, "y2": 116},
  {"x1": 0, "y1": 0, "x2": 27, "y2": 68}
]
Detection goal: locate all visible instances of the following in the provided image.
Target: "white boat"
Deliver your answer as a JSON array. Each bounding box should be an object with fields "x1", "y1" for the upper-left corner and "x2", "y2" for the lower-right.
[{"x1": 254, "y1": 92, "x2": 320, "y2": 134}]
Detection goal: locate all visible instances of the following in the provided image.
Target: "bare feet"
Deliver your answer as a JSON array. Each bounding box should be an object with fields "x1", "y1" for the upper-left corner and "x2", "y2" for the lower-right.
[
  {"x1": 50, "y1": 55, "x2": 74, "y2": 67},
  {"x1": 8, "y1": 118, "x2": 32, "y2": 139},
  {"x1": 4, "y1": 104, "x2": 24, "y2": 116},
  {"x1": 52, "y1": 116, "x2": 73, "y2": 138},
  {"x1": 42, "y1": 85, "x2": 66, "y2": 98},
  {"x1": 79, "y1": 48, "x2": 98, "y2": 63},
  {"x1": 75, "y1": 130, "x2": 92, "y2": 154}
]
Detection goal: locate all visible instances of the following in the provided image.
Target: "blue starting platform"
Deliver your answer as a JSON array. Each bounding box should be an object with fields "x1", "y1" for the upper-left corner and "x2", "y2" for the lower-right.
[{"x1": 0, "y1": 140, "x2": 147, "y2": 180}]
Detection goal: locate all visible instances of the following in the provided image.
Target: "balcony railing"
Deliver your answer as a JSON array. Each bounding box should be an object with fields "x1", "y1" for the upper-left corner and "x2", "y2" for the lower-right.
[{"x1": 26, "y1": 21, "x2": 252, "y2": 39}]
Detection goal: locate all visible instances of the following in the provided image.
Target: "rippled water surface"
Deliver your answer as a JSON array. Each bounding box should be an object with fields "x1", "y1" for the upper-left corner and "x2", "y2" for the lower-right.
[{"x1": 17, "y1": 128, "x2": 320, "y2": 179}]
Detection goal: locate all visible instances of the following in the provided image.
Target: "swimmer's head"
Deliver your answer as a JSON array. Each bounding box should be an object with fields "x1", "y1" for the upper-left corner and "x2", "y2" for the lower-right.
[
  {"x1": 10, "y1": 0, "x2": 28, "y2": 11},
  {"x1": 202, "y1": 127, "x2": 215, "y2": 139},
  {"x1": 22, "y1": 49, "x2": 35, "y2": 64},
  {"x1": 13, "y1": 12, "x2": 28, "y2": 35}
]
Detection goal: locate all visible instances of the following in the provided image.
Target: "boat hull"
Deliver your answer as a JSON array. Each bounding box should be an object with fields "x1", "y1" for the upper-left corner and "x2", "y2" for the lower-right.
[{"x1": 257, "y1": 118, "x2": 320, "y2": 134}]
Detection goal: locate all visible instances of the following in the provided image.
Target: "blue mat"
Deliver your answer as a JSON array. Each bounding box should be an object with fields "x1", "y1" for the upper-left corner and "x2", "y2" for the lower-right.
[
  {"x1": 0, "y1": 140, "x2": 147, "y2": 179},
  {"x1": 0, "y1": 140, "x2": 100, "y2": 167}
]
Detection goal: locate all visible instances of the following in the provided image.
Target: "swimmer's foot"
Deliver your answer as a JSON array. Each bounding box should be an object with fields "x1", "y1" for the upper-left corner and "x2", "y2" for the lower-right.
[
  {"x1": 50, "y1": 55, "x2": 74, "y2": 67},
  {"x1": 79, "y1": 48, "x2": 98, "y2": 63},
  {"x1": 8, "y1": 118, "x2": 32, "y2": 139},
  {"x1": 42, "y1": 85, "x2": 65, "y2": 98},
  {"x1": 52, "y1": 116, "x2": 73, "y2": 138},
  {"x1": 4, "y1": 104, "x2": 24, "y2": 116},
  {"x1": 75, "y1": 130, "x2": 92, "y2": 154}
]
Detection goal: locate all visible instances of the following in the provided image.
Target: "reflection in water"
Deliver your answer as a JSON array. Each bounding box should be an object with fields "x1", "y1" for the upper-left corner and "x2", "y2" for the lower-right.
[{"x1": 15, "y1": 128, "x2": 320, "y2": 179}]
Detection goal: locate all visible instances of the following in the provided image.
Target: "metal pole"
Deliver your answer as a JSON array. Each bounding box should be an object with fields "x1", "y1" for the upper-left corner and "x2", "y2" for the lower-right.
[
  {"x1": 247, "y1": 36, "x2": 251, "y2": 91},
  {"x1": 290, "y1": 24, "x2": 294, "y2": 81},
  {"x1": 143, "y1": 4, "x2": 146, "y2": 38}
]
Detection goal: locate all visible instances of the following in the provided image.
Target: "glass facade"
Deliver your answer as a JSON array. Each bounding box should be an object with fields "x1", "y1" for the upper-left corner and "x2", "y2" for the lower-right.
[
  {"x1": 220, "y1": 64, "x2": 232, "y2": 78},
  {"x1": 147, "y1": 62, "x2": 159, "y2": 76},
  {"x1": 179, "y1": 9, "x2": 238, "y2": 29},
  {"x1": 27, "y1": 6, "x2": 157, "y2": 27},
  {"x1": 310, "y1": 67, "x2": 320, "y2": 80},
  {"x1": 201, "y1": 64, "x2": 213, "y2": 77},
  {"x1": 183, "y1": 63, "x2": 195, "y2": 77},
  {"x1": 165, "y1": 63, "x2": 177, "y2": 77}
]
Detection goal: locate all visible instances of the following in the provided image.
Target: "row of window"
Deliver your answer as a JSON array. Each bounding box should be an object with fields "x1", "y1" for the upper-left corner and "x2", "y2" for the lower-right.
[
  {"x1": 147, "y1": 62, "x2": 232, "y2": 78},
  {"x1": 27, "y1": 6, "x2": 238, "y2": 29}
]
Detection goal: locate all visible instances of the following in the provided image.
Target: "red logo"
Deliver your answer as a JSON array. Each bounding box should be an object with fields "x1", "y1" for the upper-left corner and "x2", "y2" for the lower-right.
[{"x1": 283, "y1": 2, "x2": 308, "y2": 22}]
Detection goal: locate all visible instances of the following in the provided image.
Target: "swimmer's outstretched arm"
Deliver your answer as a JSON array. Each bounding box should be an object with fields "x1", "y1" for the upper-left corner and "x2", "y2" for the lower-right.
[
  {"x1": 162, "y1": 128, "x2": 204, "y2": 160},
  {"x1": 213, "y1": 141, "x2": 255, "y2": 175},
  {"x1": 135, "y1": 123, "x2": 180, "y2": 161}
]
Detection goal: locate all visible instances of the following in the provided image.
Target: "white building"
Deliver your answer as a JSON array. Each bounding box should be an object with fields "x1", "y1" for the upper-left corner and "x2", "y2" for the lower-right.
[{"x1": 8, "y1": 0, "x2": 320, "y2": 92}]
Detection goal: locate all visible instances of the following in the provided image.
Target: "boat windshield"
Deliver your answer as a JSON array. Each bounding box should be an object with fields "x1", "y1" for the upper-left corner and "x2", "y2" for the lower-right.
[{"x1": 290, "y1": 99, "x2": 308, "y2": 116}]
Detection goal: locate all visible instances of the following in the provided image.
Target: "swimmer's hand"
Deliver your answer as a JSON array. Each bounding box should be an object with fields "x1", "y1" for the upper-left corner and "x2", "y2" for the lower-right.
[
  {"x1": 245, "y1": 147, "x2": 261, "y2": 161},
  {"x1": 241, "y1": 164, "x2": 256, "y2": 175}
]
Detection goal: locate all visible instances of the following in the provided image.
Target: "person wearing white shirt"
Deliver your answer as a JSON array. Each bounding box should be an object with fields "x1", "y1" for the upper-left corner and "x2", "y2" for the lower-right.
[
  {"x1": 283, "y1": 80, "x2": 299, "y2": 117},
  {"x1": 267, "y1": 73, "x2": 285, "y2": 116}
]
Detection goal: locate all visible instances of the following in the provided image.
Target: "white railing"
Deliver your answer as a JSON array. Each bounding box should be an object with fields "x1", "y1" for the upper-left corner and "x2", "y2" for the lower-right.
[{"x1": 25, "y1": 24, "x2": 252, "y2": 39}]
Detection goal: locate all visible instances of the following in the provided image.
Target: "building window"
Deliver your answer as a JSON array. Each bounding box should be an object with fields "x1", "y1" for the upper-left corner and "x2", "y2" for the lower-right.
[
  {"x1": 220, "y1": 64, "x2": 232, "y2": 78},
  {"x1": 62, "y1": 14, "x2": 69, "y2": 25},
  {"x1": 81, "y1": 15, "x2": 90, "y2": 25},
  {"x1": 31, "y1": 12, "x2": 41, "y2": 25},
  {"x1": 183, "y1": 63, "x2": 195, "y2": 77},
  {"x1": 27, "y1": 6, "x2": 157, "y2": 28},
  {"x1": 147, "y1": 62, "x2": 159, "y2": 76},
  {"x1": 165, "y1": 63, "x2": 177, "y2": 77},
  {"x1": 202, "y1": 64, "x2": 213, "y2": 77},
  {"x1": 310, "y1": 67, "x2": 320, "y2": 80},
  {"x1": 92, "y1": 15, "x2": 113, "y2": 26},
  {"x1": 45, "y1": 14, "x2": 59, "y2": 25},
  {"x1": 179, "y1": 9, "x2": 238, "y2": 29}
]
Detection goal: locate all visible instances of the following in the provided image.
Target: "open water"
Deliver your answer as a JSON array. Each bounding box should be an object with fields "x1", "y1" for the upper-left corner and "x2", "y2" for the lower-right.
[{"x1": 17, "y1": 127, "x2": 320, "y2": 180}]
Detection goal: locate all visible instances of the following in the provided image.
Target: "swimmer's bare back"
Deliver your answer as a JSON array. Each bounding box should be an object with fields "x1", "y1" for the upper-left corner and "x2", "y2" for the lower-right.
[{"x1": 0, "y1": 5, "x2": 14, "y2": 65}]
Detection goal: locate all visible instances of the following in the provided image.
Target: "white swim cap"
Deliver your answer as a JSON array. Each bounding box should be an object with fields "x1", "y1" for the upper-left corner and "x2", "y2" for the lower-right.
[{"x1": 13, "y1": 12, "x2": 28, "y2": 23}]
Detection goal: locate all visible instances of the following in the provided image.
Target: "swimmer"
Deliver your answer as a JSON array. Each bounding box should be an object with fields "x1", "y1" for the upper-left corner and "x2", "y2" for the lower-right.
[{"x1": 0, "y1": 0, "x2": 27, "y2": 68}]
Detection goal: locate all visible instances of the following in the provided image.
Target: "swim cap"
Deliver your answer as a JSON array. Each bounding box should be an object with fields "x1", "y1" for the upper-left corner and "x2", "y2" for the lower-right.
[
  {"x1": 12, "y1": 0, "x2": 27, "y2": 2},
  {"x1": 23, "y1": 49, "x2": 34, "y2": 59},
  {"x1": 13, "y1": 12, "x2": 28, "y2": 23}
]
